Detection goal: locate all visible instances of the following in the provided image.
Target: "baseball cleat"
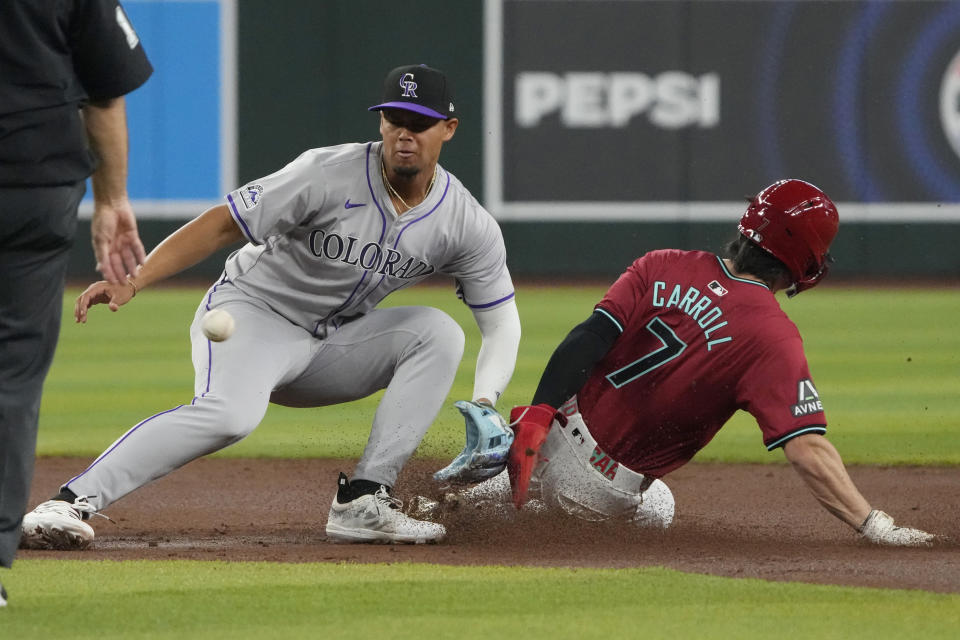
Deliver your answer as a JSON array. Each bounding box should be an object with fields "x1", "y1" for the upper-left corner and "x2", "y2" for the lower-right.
[
  {"x1": 19, "y1": 498, "x2": 97, "y2": 550},
  {"x1": 325, "y1": 473, "x2": 446, "y2": 544},
  {"x1": 1, "y1": 581, "x2": 7, "y2": 607}
]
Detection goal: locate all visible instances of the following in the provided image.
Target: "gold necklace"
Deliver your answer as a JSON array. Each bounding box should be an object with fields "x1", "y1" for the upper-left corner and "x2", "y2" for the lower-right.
[{"x1": 381, "y1": 160, "x2": 437, "y2": 212}]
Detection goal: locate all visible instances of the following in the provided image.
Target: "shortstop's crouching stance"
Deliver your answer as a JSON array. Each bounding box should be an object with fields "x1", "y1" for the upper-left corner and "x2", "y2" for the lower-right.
[
  {"x1": 452, "y1": 179, "x2": 936, "y2": 547},
  {"x1": 20, "y1": 64, "x2": 521, "y2": 548}
]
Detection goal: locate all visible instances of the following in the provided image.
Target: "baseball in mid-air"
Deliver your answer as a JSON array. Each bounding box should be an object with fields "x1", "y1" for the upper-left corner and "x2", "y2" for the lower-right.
[{"x1": 201, "y1": 308, "x2": 235, "y2": 342}]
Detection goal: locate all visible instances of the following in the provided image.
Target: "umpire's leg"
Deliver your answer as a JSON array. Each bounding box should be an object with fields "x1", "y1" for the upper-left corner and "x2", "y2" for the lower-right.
[{"x1": 0, "y1": 183, "x2": 81, "y2": 567}]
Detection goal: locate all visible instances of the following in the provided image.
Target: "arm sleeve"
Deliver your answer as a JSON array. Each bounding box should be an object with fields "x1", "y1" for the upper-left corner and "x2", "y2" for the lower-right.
[
  {"x1": 531, "y1": 309, "x2": 623, "y2": 407},
  {"x1": 470, "y1": 300, "x2": 521, "y2": 404}
]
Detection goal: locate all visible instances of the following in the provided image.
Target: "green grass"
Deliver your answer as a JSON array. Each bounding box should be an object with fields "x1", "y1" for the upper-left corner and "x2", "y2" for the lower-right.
[
  {"x1": 39, "y1": 286, "x2": 960, "y2": 465},
  {"x1": 2, "y1": 560, "x2": 958, "y2": 638},
  {"x1": 16, "y1": 285, "x2": 960, "y2": 635},
  {"x1": 707, "y1": 287, "x2": 960, "y2": 464},
  {"x1": 38, "y1": 284, "x2": 959, "y2": 464}
]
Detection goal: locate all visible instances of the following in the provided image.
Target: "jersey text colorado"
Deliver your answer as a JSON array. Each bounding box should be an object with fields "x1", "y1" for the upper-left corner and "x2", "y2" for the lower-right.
[{"x1": 308, "y1": 229, "x2": 435, "y2": 279}]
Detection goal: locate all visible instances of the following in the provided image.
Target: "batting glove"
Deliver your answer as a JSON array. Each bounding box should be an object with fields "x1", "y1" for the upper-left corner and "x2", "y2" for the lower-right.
[
  {"x1": 858, "y1": 509, "x2": 935, "y2": 547},
  {"x1": 506, "y1": 404, "x2": 556, "y2": 509}
]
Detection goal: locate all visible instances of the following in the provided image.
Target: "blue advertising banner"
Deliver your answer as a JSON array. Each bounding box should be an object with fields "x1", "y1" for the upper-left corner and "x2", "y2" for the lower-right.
[{"x1": 81, "y1": 0, "x2": 236, "y2": 218}]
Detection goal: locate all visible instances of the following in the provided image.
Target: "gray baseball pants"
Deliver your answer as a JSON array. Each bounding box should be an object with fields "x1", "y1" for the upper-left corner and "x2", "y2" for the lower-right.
[{"x1": 64, "y1": 280, "x2": 465, "y2": 510}]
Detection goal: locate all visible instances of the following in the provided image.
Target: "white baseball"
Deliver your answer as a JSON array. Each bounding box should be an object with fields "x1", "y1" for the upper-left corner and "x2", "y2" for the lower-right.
[{"x1": 201, "y1": 309, "x2": 235, "y2": 342}]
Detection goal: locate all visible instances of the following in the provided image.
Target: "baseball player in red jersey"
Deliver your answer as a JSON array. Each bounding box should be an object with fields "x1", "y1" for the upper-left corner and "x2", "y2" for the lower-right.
[{"x1": 455, "y1": 179, "x2": 935, "y2": 546}]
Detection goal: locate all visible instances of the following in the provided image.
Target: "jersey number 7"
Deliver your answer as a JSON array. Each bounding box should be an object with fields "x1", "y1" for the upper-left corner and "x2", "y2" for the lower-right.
[{"x1": 605, "y1": 317, "x2": 687, "y2": 388}]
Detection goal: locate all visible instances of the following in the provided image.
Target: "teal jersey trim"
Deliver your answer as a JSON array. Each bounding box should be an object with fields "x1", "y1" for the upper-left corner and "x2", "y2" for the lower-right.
[
  {"x1": 716, "y1": 255, "x2": 771, "y2": 290},
  {"x1": 594, "y1": 307, "x2": 624, "y2": 333},
  {"x1": 766, "y1": 426, "x2": 827, "y2": 451}
]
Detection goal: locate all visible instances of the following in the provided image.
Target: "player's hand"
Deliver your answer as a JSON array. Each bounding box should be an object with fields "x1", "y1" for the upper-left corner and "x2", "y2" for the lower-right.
[
  {"x1": 858, "y1": 509, "x2": 936, "y2": 547},
  {"x1": 91, "y1": 199, "x2": 146, "y2": 283},
  {"x1": 74, "y1": 279, "x2": 137, "y2": 323}
]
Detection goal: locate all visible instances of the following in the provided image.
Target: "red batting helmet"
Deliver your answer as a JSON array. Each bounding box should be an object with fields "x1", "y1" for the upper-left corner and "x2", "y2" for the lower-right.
[{"x1": 738, "y1": 179, "x2": 839, "y2": 297}]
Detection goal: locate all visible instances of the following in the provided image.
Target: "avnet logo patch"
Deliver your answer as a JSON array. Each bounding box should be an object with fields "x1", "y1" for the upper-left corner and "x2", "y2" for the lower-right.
[
  {"x1": 515, "y1": 71, "x2": 720, "y2": 129},
  {"x1": 791, "y1": 379, "x2": 824, "y2": 418}
]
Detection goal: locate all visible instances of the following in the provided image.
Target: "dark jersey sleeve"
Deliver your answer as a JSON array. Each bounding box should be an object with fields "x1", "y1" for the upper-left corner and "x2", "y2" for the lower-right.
[
  {"x1": 71, "y1": 0, "x2": 153, "y2": 100},
  {"x1": 531, "y1": 256, "x2": 657, "y2": 406},
  {"x1": 594, "y1": 255, "x2": 651, "y2": 331},
  {"x1": 531, "y1": 310, "x2": 623, "y2": 408},
  {"x1": 0, "y1": 0, "x2": 152, "y2": 184}
]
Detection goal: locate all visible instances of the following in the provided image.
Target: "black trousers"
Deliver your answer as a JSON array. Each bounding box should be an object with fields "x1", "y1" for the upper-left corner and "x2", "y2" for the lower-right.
[{"x1": 0, "y1": 182, "x2": 83, "y2": 567}]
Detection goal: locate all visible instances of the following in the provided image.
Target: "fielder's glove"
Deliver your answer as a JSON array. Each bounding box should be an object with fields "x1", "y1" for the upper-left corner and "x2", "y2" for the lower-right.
[
  {"x1": 433, "y1": 401, "x2": 514, "y2": 484},
  {"x1": 858, "y1": 509, "x2": 935, "y2": 547}
]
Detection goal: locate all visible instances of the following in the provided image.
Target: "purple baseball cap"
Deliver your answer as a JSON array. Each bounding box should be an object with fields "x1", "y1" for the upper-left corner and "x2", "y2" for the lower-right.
[{"x1": 368, "y1": 64, "x2": 456, "y2": 120}]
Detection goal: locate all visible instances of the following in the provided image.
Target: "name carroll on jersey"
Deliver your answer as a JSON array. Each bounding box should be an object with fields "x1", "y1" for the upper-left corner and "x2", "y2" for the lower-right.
[{"x1": 651, "y1": 280, "x2": 732, "y2": 351}]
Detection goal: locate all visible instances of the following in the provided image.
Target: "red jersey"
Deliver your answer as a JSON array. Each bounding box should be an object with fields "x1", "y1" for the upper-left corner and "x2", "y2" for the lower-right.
[{"x1": 579, "y1": 249, "x2": 826, "y2": 478}]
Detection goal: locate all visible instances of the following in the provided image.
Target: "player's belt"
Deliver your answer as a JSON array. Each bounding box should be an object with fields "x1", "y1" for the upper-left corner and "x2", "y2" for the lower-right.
[{"x1": 555, "y1": 397, "x2": 655, "y2": 495}]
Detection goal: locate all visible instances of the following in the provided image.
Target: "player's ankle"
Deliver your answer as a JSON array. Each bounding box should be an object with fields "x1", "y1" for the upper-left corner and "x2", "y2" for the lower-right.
[
  {"x1": 350, "y1": 479, "x2": 388, "y2": 497},
  {"x1": 52, "y1": 487, "x2": 79, "y2": 503}
]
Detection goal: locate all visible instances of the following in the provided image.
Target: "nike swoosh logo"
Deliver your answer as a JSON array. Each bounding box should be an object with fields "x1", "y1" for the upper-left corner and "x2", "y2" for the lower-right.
[{"x1": 345, "y1": 200, "x2": 366, "y2": 209}]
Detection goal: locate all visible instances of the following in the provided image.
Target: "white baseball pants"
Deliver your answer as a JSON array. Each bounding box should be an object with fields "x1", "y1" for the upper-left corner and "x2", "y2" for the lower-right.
[{"x1": 461, "y1": 405, "x2": 675, "y2": 528}]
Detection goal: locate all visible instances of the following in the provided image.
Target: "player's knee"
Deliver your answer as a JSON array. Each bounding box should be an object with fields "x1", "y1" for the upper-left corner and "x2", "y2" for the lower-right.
[
  {"x1": 220, "y1": 409, "x2": 263, "y2": 441},
  {"x1": 193, "y1": 395, "x2": 265, "y2": 441},
  {"x1": 420, "y1": 308, "x2": 465, "y2": 361},
  {"x1": 633, "y1": 479, "x2": 675, "y2": 529}
]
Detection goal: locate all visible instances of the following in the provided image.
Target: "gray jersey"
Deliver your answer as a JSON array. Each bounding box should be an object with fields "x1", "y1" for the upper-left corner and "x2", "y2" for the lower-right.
[
  {"x1": 48, "y1": 144, "x2": 520, "y2": 519},
  {"x1": 225, "y1": 141, "x2": 514, "y2": 337}
]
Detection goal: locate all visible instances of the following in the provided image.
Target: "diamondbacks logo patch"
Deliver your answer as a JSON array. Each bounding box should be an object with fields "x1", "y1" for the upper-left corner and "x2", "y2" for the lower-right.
[
  {"x1": 791, "y1": 379, "x2": 824, "y2": 417},
  {"x1": 240, "y1": 184, "x2": 263, "y2": 210}
]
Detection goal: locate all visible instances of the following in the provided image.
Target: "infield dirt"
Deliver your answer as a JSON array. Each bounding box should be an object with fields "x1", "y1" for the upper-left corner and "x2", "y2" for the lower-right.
[{"x1": 24, "y1": 457, "x2": 960, "y2": 593}]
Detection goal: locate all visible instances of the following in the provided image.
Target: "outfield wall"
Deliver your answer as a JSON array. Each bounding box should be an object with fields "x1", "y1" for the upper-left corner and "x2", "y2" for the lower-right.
[
  {"x1": 65, "y1": 219, "x2": 960, "y2": 284},
  {"x1": 66, "y1": 0, "x2": 960, "y2": 282}
]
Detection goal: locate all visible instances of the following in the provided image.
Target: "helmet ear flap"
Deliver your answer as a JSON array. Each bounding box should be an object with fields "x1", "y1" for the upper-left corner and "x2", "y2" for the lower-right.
[{"x1": 787, "y1": 251, "x2": 835, "y2": 298}]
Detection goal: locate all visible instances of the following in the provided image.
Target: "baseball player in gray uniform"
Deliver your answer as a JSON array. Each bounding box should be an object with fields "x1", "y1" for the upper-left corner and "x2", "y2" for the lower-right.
[{"x1": 20, "y1": 64, "x2": 520, "y2": 546}]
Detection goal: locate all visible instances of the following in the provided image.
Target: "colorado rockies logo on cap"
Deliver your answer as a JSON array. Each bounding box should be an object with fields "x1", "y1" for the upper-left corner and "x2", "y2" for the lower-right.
[
  {"x1": 399, "y1": 73, "x2": 418, "y2": 98},
  {"x1": 368, "y1": 64, "x2": 456, "y2": 121}
]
